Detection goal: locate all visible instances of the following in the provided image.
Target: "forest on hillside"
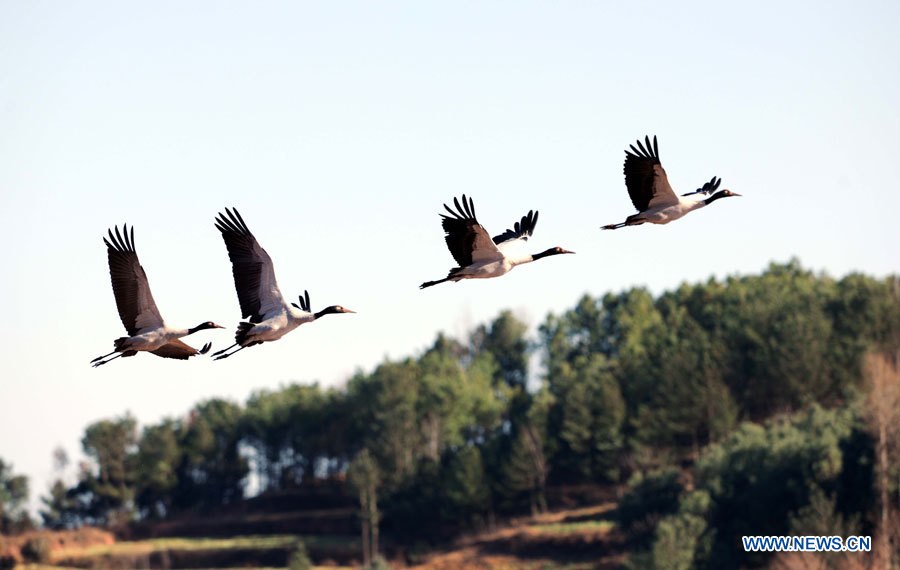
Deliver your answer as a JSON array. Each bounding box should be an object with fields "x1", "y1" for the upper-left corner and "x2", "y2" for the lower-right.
[{"x1": 3, "y1": 260, "x2": 900, "y2": 569}]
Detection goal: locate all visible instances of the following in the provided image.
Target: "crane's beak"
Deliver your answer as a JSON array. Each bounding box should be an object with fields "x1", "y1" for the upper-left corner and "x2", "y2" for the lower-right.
[
  {"x1": 214, "y1": 324, "x2": 226, "y2": 329},
  {"x1": 341, "y1": 308, "x2": 357, "y2": 314},
  {"x1": 562, "y1": 249, "x2": 575, "y2": 254}
]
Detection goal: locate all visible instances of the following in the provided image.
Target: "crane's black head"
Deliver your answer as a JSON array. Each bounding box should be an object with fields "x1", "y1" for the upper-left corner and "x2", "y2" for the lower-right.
[
  {"x1": 705, "y1": 189, "x2": 741, "y2": 204},
  {"x1": 314, "y1": 305, "x2": 356, "y2": 319},
  {"x1": 532, "y1": 246, "x2": 575, "y2": 261},
  {"x1": 188, "y1": 321, "x2": 226, "y2": 334}
]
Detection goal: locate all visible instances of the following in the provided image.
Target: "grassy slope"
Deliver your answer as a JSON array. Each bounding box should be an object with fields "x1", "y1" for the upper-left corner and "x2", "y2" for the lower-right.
[
  {"x1": 53, "y1": 534, "x2": 354, "y2": 558},
  {"x1": 34, "y1": 566, "x2": 351, "y2": 570},
  {"x1": 410, "y1": 503, "x2": 624, "y2": 570},
  {"x1": 29, "y1": 502, "x2": 622, "y2": 569},
  {"x1": 49, "y1": 534, "x2": 359, "y2": 569}
]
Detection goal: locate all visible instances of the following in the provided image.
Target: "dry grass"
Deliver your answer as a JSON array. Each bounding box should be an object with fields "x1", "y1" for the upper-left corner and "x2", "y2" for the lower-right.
[
  {"x1": 518, "y1": 503, "x2": 616, "y2": 537},
  {"x1": 410, "y1": 503, "x2": 622, "y2": 570},
  {"x1": 30, "y1": 566, "x2": 352, "y2": 570},
  {"x1": 51, "y1": 534, "x2": 357, "y2": 560},
  {"x1": 24, "y1": 504, "x2": 620, "y2": 570},
  {"x1": 409, "y1": 549, "x2": 601, "y2": 570},
  {"x1": 531, "y1": 520, "x2": 615, "y2": 535},
  {"x1": 771, "y1": 551, "x2": 874, "y2": 570},
  {"x1": 0, "y1": 528, "x2": 115, "y2": 564}
]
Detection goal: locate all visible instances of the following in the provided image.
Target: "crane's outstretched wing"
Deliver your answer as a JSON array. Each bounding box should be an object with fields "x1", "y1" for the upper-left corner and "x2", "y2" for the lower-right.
[
  {"x1": 104, "y1": 225, "x2": 165, "y2": 336},
  {"x1": 215, "y1": 208, "x2": 286, "y2": 323},
  {"x1": 150, "y1": 339, "x2": 212, "y2": 360},
  {"x1": 682, "y1": 176, "x2": 721, "y2": 197},
  {"x1": 624, "y1": 135, "x2": 678, "y2": 211},
  {"x1": 439, "y1": 195, "x2": 502, "y2": 267},
  {"x1": 492, "y1": 209, "x2": 538, "y2": 245},
  {"x1": 492, "y1": 209, "x2": 538, "y2": 259}
]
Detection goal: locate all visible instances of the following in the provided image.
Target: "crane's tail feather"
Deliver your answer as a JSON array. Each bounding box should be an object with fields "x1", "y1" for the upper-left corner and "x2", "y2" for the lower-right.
[{"x1": 234, "y1": 321, "x2": 255, "y2": 345}]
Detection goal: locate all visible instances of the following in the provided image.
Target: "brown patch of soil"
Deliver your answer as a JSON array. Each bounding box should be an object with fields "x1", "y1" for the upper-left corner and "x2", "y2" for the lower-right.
[{"x1": 0, "y1": 528, "x2": 115, "y2": 564}]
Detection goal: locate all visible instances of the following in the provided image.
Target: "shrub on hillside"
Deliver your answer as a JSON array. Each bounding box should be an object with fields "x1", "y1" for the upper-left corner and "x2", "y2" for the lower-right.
[
  {"x1": 628, "y1": 405, "x2": 872, "y2": 569},
  {"x1": 20, "y1": 536, "x2": 52, "y2": 564},
  {"x1": 288, "y1": 540, "x2": 312, "y2": 570},
  {"x1": 364, "y1": 556, "x2": 391, "y2": 570},
  {"x1": 617, "y1": 467, "x2": 684, "y2": 543}
]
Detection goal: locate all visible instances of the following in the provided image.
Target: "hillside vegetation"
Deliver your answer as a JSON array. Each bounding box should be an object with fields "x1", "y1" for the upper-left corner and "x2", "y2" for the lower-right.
[{"x1": 3, "y1": 260, "x2": 899, "y2": 569}]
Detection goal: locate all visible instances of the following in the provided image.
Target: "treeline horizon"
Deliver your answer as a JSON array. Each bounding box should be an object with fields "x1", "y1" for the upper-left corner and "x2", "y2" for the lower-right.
[{"x1": 4, "y1": 259, "x2": 900, "y2": 568}]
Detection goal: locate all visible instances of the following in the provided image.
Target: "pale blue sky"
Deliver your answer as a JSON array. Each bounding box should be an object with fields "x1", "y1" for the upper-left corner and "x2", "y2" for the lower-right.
[{"x1": 1, "y1": 1, "x2": 898, "y2": 513}]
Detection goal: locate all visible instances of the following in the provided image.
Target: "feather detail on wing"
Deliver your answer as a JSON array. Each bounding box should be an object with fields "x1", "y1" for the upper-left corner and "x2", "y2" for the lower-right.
[
  {"x1": 215, "y1": 208, "x2": 286, "y2": 323},
  {"x1": 150, "y1": 339, "x2": 209, "y2": 360},
  {"x1": 623, "y1": 135, "x2": 678, "y2": 211},
  {"x1": 682, "y1": 176, "x2": 721, "y2": 197},
  {"x1": 104, "y1": 225, "x2": 164, "y2": 336},
  {"x1": 492, "y1": 209, "x2": 538, "y2": 244},
  {"x1": 493, "y1": 209, "x2": 538, "y2": 260},
  {"x1": 291, "y1": 290, "x2": 312, "y2": 312},
  {"x1": 439, "y1": 194, "x2": 502, "y2": 267}
]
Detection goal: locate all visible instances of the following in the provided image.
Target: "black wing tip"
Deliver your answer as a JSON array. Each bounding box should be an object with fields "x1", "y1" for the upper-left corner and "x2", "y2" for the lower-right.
[
  {"x1": 625, "y1": 134, "x2": 660, "y2": 159},
  {"x1": 526, "y1": 209, "x2": 538, "y2": 234},
  {"x1": 492, "y1": 207, "x2": 540, "y2": 244},
  {"x1": 295, "y1": 290, "x2": 311, "y2": 312},
  {"x1": 104, "y1": 223, "x2": 137, "y2": 253},
  {"x1": 701, "y1": 176, "x2": 722, "y2": 194},
  {"x1": 441, "y1": 194, "x2": 478, "y2": 221},
  {"x1": 517, "y1": 209, "x2": 538, "y2": 237},
  {"x1": 215, "y1": 206, "x2": 253, "y2": 236}
]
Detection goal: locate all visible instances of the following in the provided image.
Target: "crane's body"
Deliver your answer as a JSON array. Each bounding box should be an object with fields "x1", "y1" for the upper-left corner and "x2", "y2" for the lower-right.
[
  {"x1": 116, "y1": 328, "x2": 201, "y2": 352},
  {"x1": 621, "y1": 198, "x2": 710, "y2": 227},
  {"x1": 450, "y1": 257, "x2": 516, "y2": 281},
  {"x1": 232, "y1": 305, "x2": 316, "y2": 347}
]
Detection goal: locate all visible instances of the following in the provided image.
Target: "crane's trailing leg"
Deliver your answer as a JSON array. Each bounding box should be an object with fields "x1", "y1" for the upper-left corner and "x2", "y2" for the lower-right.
[
  {"x1": 91, "y1": 350, "x2": 118, "y2": 363},
  {"x1": 420, "y1": 277, "x2": 451, "y2": 289},
  {"x1": 92, "y1": 354, "x2": 123, "y2": 367},
  {"x1": 92, "y1": 349, "x2": 138, "y2": 367},
  {"x1": 213, "y1": 346, "x2": 246, "y2": 361},
  {"x1": 211, "y1": 342, "x2": 238, "y2": 357},
  {"x1": 420, "y1": 268, "x2": 463, "y2": 289},
  {"x1": 602, "y1": 214, "x2": 645, "y2": 230}
]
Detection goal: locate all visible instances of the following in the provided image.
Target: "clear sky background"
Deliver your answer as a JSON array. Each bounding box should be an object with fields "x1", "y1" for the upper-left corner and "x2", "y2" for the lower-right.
[{"x1": 1, "y1": 1, "x2": 898, "y2": 514}]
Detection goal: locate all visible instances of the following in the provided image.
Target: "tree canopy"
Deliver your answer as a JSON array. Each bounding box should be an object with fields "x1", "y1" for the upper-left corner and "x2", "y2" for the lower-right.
[{"x1": 38, "y1": 262, "x2": 900, "y2": 566}]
